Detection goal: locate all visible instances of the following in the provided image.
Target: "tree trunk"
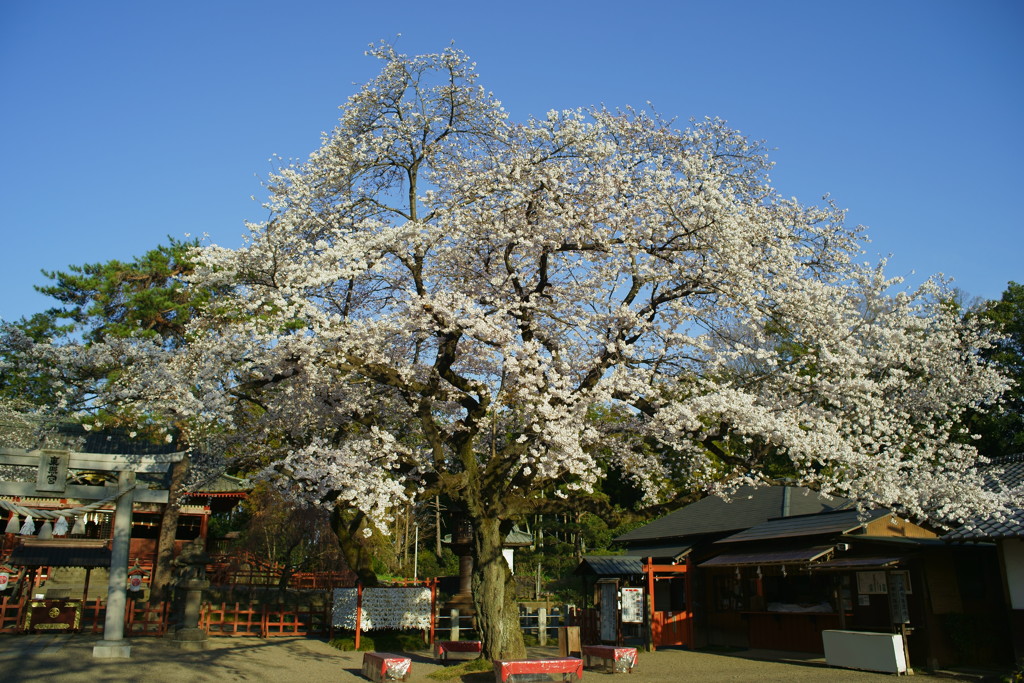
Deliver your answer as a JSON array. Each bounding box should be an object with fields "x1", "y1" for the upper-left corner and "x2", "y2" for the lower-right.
[
  {"x1": 472, "y1": 516, "x2": 526, "y2": 661},
  {"x1": 330, "y1": 507, "x2": 379, "y2": 587},
  {"x1": 149, "y1": 453, "x2": 189, "y2": 601}
]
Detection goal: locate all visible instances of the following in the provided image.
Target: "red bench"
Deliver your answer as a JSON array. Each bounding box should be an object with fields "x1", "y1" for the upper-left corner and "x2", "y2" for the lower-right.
[
  {"x1": 360, "y1": 652, "x2": 411, "y2": 682},
  {"x1": 434, "y1": 639, "x2": 483, "y2": 663},
  {"x1": 582, "y1": 645, "x2": 638, "y2": 673},
  {"x1": 493, "y1": 657, "x2": 584, "y2": 682}
]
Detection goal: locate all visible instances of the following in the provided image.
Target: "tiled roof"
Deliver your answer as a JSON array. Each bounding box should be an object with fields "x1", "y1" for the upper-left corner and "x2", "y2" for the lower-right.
[
  {"x1": 944, "y1": 509, "x2": 1024, "y2": 541},
  {"x1": 183, "y1": 472, "x2": 249, "y2": 496},
  {"x1": 1, "y1": 417, "x2": 180, "y2": 455},
  {"x1": 944, "y1": 454, "x2": 1024, "y2": 541},
  {"x1": 616, "y1": 485, "x2": 851, "y2": 544}
]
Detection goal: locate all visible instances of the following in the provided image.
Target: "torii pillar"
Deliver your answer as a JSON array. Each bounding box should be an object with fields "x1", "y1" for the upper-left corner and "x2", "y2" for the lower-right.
[{"x1": 93, "y1": 469, "x2": 136, "y2": 658}]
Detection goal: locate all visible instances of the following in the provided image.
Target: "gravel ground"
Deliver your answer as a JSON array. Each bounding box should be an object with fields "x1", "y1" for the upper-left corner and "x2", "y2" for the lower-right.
[{"x1": 0, "y1": 633, "x2": 991, "y2": 682}]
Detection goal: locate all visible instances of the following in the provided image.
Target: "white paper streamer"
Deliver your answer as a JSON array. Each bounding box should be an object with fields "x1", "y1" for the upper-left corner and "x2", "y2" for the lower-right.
[{"x1": 332, "y1": 588, "x2": 359, "y2": 629}]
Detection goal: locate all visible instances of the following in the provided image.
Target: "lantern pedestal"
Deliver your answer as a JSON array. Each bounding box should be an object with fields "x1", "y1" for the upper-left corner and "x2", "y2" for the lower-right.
[{"x1": 171, "y1": 577, "x2": 210, "y2": 650}]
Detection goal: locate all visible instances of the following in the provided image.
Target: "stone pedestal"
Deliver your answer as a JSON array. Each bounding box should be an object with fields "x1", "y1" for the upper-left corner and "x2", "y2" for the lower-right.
[
  {"x1": 171, "y1": 540, "x2": 211, "y2": 650},
  {"x1": 92, "y1": 639, "x2": 132, "y2": 658},
  {"x1": 172, "y1": 577, "x2": 210, "y2": 649}
]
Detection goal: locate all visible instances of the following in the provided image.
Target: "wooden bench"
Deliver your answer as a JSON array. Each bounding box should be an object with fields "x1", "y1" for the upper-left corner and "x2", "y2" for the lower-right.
[
  {"x1": 434, "y1": 639, "x2": 483, "y2": 663},
  {"x1": 493, "y1": 657, "x2": 584, "y2": 682},
  {"x1": 582, "y1": 645, "x2": 638, "y2": 673},
  {"x1": 361, "y1": 652, "x2": 411, "y2": 682}
]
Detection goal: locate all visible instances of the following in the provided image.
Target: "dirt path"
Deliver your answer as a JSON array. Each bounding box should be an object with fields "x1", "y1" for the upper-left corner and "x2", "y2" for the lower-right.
[{"x1": 0, "y1": 634, "x2": 984, "y2": 682}]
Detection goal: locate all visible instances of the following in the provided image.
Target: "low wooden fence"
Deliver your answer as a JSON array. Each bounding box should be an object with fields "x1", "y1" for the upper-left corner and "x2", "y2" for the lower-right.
[
  {"x1": 2, "y1": 593, "x2": 585, "y2": 644},
  {"x1": 200, "y1": 601, "x2": 331, "y2": 638},
  {"x1": 0, "y1": 596, "x2": 170, "y2": 636}
]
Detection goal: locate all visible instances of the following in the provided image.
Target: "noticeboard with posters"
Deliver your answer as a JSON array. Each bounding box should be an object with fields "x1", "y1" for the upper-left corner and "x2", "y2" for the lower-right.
[{"x1": 621, "y1": 587, "x2": 644, "y2": 623}]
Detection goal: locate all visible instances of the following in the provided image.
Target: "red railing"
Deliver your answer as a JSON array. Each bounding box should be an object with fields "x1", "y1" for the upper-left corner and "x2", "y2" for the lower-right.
[
  {"x1": 0, "y1": 596, "x2": 25, "y2": 633},
  {"x1": 261, "y1": 603, "x2": 331, "y2": 637},
  {"x1": 200, "y1": 600, "x2": 263, "y2": 636},
  {"x1": 126, "y1": 598, "x2": 170, "y2": 637},
  {"x1": 199, "y1": 601, "x2": 331, "y2": 637}
]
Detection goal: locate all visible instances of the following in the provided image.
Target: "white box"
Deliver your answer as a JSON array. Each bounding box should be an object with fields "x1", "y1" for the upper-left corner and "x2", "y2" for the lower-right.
[{"x1": 822, "y1": 629, "x2": 907, "y2": 674}]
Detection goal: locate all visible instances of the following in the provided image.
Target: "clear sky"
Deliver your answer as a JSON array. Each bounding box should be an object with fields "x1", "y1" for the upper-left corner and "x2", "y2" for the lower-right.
[{"x1": 1, "y1": 0, "x2": 1021, "y2": 322}]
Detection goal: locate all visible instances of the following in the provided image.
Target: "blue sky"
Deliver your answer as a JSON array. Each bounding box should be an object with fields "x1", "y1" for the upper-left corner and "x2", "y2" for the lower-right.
[{"x1": 1, "y1": 0, "x2": 1021, "y2": 322}]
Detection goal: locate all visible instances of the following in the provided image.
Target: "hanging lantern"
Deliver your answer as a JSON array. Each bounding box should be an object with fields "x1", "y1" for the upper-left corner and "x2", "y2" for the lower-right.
[
  {"x1": 38, "y1": 520, "x2": 53, "y2": 540},
  {"x1": 127, "y1": 561, "x2": 148, "y2": 593},
  {"x1": 781, "y1": 565, "x2": 787, "y2": 578},
  {"x1": 71, "y1": 515, "x2": 86, "y2": 535},
  {"x1": 756, "y1": 565, "x2": 762, "y2": 579},
  {"x1": 4, "y1": 513, "x2": 19, "y2": 534},
  {"x1": 53, "y1": 516, "x2": 69, "y2": 536},
  {"x1": 19, "y1": 515, "x2": 35, "y2": 536},
  {"x1": 0, "y1": 568, "x2": 10, "y2": 592}
]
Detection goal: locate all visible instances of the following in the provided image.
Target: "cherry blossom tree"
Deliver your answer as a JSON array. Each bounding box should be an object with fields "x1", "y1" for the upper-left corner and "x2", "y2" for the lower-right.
[{"x1": 85, "y1": 45, "x2": 1009, "y2": 659}]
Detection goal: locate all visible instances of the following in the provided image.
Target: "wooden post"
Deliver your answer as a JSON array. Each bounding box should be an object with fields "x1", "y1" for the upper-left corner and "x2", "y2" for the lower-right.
[
  {"x1": 644, "y1": 559, "x2": 656, "y2": 652},
  {"x1": 450, "y1": 607, "x2": 460, "y2": 641},
  {"x1": 429, "y1": 579, "x2": 437, "y2": 645},
  {"x1": 355, "y1": 583, "x2": 362, "y2": 651},
  {"x1": 685, "y1": 556, "x2": 694, "y2": 649}
]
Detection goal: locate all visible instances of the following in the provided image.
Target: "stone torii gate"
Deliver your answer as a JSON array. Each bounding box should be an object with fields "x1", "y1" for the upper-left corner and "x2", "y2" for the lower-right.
[{"x1": 0, "y1": 446, "x2": 183, "y2": 658}]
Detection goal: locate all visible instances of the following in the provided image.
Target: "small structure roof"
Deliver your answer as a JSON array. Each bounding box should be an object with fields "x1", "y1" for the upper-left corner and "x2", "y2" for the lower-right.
[
  {"x1": 620, "y1": 543, "x2": 693, "y2": 563},
  {"x1": 184, "y1": 472, "x2": 249, "y2": 498},
  {"x1": 715, "y1": 509, "x2": 888, "y2": 544},
  {"x1": 698, "y1": 545, "x2": 834, "y2": 567},
  {"x1": 616, "y1": 485, "x2": 851, "y2": 544},
  {"x1": 441, "y1": 526, "x2": 534, "y2": 548},
  {"x1": 504, "y1": 526, "x2": 533, "y2": 547},
  {"x1": 574, "y1": 555, "x2": 645, "y2": 577},
  {"x1": 812, "y1": 555, "x2": 906, "y2": 570},
  {"x1": 9, "y1": 539, "x2": 111, "y2": 568}
]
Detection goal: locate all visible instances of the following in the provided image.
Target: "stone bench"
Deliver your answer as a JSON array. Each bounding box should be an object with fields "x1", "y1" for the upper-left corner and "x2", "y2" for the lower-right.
[
  {"x1": 582, "y1": 645, "x2": 638, "y2": 673},
  {"x1": 434, "y1": 639, "x2": 483, "y2": 663},
  {"x1": 493, "y1": 657, "x2": 584, "y2": 682},
  {"x1": 360, "y1": 652, "x2": 411, "y2": 682}
]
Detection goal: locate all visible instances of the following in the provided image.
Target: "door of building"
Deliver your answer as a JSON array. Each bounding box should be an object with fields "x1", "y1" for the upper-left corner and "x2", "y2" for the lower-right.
[{"x1": 645, "y1": 560, "x2": 693, "y2": 649}]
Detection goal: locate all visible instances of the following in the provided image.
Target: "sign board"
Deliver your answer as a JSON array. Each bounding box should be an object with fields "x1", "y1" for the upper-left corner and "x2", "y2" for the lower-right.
[
  {"x1": 857, "y1": 571, "x2": 888, "y2": 595},
  {"x1": 24, "y1": 600, "x2": 82, "y2": 632},
  {"x1": 35, "y1": 450, "x2": 69, "y2": 493},
  {"x1": 621, "y1": 587, "x2": 644, "y2": 624},
  {"x1": 599, "y1": 581, "x2": 618, "y2": 642},
  {"x1": 888, "y1": 572, "x2": 910, "y2": 624}
]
